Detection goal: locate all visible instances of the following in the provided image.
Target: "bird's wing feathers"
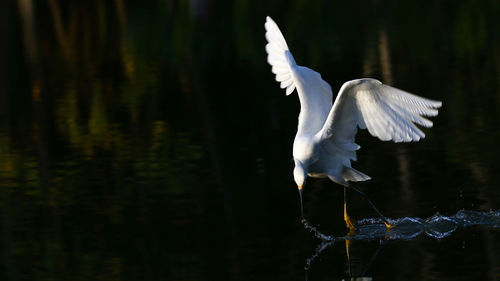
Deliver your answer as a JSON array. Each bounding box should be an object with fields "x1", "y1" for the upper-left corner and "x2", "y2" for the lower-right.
[
  {"x1": 265, "y1": 17, "x2": 296, "y2": 96},
  {"x1": 265, "y1": 17, "x2": 333, "y2": 134},
  {"x1": 320, "y1": 79, "x2": 442, "y2": 148}
]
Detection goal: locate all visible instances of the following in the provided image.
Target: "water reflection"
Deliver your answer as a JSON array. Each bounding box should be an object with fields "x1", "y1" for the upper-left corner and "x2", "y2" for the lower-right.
[
  {"x1": 305, "y1": 238, "x2": 381, "y2": 280},
  {"x1": 304, "y1": 210, "x2": 500, "y2": 277}
]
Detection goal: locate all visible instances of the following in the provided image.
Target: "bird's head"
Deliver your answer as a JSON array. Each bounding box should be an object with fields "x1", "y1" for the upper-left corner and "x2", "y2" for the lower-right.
[{"x1": 293, "y1": 161, "x2": 307, "y2": 190}]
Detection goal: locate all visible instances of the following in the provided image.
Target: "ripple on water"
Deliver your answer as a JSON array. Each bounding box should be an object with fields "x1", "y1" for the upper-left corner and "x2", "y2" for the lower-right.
[
  {"x1": 388, "y1": 217, "x2": 425, "y2": 240},
  {"x1": 304, "y1": 209, "x2": 500, "y2": 241},
  {"x1": 424, "y1": 212, "x2": 458, "y2": 239},
  {"x1": 453, "y1": 209, "x2": 500, "y2": 227}
]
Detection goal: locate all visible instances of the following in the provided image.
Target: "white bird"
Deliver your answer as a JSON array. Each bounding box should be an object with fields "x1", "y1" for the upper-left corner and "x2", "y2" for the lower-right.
[{"x1": 264, "y1": 16, "x2": 442, "y2": 230}]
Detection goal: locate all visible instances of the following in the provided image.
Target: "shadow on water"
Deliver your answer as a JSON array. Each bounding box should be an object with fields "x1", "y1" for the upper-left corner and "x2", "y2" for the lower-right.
[{"x1": 303, "y1": 209, "x2": 500, "y2": 279}]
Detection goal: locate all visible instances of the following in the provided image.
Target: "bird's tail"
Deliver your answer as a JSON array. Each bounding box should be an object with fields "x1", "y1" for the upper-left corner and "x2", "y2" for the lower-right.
[{"x1": 342, "y1": 167, "x2": 371, "y2": 182}]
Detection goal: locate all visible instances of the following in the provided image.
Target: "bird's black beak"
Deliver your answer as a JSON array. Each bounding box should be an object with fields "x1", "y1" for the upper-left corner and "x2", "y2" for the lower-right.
[{"x1": 298, "y1": 185, "x2": 304, "y2": 221}]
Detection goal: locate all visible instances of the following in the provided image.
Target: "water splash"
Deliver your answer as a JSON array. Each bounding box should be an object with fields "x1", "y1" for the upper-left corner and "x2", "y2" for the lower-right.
[
  {"x1": 303, "y1": 209, "x2": 500, "y2": 269},
  {"x1": 304, "y1": 209, "x2": 500, "y2": 241}
]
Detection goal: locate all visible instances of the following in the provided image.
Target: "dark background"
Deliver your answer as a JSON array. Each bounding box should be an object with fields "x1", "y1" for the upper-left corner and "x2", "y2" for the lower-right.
[{"x1": 1, "y1": 0, "x2": 500, "y2": 280}]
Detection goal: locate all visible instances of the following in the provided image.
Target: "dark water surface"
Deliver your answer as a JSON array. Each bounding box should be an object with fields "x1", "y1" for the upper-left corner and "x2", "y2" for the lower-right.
[{"x1": 2, "y1": 1, "x2": 500, "y2": 280}]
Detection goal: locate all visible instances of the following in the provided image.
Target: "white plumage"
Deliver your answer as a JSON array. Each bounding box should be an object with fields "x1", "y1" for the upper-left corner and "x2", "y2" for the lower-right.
[{"x1": 264, "y1": 16, "x2": 442, "y2": 189}]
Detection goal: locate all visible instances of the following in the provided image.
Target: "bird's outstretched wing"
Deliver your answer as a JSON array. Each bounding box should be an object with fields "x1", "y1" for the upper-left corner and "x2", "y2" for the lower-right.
[
  {"x1": 265, "y1": 17, "x2": 333, "y2": 134},
  {"x1": 264, "y1": 16, "x2": 296, "y2": 96},
  {"x1": 320, "y1": 79, "x2": 442, "y2": 150}
]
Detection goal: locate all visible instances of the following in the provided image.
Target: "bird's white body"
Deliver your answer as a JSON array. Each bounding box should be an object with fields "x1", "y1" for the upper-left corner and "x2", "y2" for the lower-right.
[{"x1": 265, "y1": 17, "x2": 442, "y2": 189}]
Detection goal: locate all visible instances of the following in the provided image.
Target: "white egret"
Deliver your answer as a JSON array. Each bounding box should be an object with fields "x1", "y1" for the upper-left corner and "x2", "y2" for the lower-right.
[{"x1": 264, "y1": 17, "x2": 442, "y2": 230}]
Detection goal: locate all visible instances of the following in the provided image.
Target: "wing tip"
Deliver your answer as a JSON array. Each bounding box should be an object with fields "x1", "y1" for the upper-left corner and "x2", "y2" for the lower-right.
[
  {"x1": 265, "y1": 16, "x2": 277, "y2": 30},
  {"x1": 264, "y1": 16, "x2": 295, "y2": 96}
]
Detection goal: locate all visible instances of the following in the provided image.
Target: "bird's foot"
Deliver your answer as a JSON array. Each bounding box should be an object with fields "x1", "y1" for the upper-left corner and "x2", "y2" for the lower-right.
[
  {"x1": 384, "y1": 221, "x2": 394, "y2": 230},
  {"x1": 344, "y1": 214, "x2": 356, "y2": 233}
]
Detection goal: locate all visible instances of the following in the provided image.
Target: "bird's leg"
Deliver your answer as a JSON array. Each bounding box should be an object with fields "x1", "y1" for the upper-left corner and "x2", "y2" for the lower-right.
[
  {"x1": 345, "y1": 238, "x2": 352, "y2": 277},
  {"x1": 349, "y1": 185, "x2": 394, "y2": 229},
  {"x1": 344, "y1": 187, "x2": 356, "y2": 232}
]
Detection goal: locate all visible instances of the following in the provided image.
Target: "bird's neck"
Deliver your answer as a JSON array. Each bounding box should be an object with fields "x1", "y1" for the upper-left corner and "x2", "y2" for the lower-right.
[{"x1": 296, "y1": 96, "x2": 326, "y2": 135}]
